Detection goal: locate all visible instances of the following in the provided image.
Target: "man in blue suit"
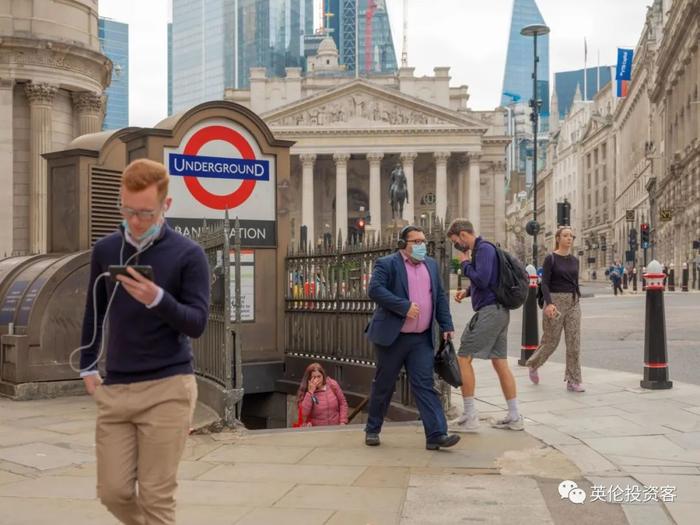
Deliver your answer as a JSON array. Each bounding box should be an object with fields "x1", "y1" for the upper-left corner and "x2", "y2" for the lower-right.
[{"x1": 365, "y1": 225, "x2": 460, "y2": 450}]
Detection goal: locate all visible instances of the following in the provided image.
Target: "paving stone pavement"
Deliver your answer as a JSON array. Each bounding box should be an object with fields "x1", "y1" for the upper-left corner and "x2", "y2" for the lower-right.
[{"x1": 0, "y1": 359, "x2": 697, "y2": 524}]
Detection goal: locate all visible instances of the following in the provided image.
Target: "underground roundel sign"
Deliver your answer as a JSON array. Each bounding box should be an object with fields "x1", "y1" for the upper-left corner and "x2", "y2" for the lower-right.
[{"x1": 164, "y1": 118, "x2": 276, "y2": 245}]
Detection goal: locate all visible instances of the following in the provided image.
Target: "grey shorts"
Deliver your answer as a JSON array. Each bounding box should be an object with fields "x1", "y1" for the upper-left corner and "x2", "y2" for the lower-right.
[{"x1": 458, "y1": 304, "x2": 510, "y2": 359}]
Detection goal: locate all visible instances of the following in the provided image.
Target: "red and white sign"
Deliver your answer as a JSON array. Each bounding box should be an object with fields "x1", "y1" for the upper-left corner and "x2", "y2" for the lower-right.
[{"x1": 165, "y1": 119, "x2": 276, "y2": 222}]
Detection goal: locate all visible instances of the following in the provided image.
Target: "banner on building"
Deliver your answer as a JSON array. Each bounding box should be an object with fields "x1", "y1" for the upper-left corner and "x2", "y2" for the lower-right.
[{"x1": 616, "y1": 48, "x2": 634, "y2": 97}]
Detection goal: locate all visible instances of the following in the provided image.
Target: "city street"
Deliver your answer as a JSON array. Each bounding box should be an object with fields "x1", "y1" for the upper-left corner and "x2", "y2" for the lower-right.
[{"x1": 450, "y1": 286, "x2": 700, "y2": 386}]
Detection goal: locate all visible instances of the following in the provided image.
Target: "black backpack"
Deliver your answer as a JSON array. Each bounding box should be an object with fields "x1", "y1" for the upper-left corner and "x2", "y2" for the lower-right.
[{"x1": 472, "y1": 241, "x2": 529, "y2": 310}]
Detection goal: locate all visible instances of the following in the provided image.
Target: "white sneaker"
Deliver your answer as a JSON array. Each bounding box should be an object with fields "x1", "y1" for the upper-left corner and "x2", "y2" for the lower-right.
[
  {"x1": 490, "y1": 415, "x2": 524, "y2": 431},
  {"x1": 449, "y1": 413, "x2": 480, "y2": 433}
]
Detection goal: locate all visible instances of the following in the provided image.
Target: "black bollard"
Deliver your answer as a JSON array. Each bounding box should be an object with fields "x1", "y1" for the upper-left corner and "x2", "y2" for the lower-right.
[
  {"x1": 632, "y1": 269, "x2": 638, "y2": 292},
  {"x1": 623, "y1": 272, "x2": 628, "y2": 290},
  {"x1": 519, "y1": 266, "x2": 539, "y2": 366},
  {"x1": 641, "y1": 261, "x2": 673, "y2": 390},
  {"x1": 642, "y1": 267, "x2": 647, "y2": 291},
  {"x1": 682, "y1": 263, "x2": 689, "y2": 292},
  {"x1": 668, "y1": 266, "x2": 675, "y2": 292}
]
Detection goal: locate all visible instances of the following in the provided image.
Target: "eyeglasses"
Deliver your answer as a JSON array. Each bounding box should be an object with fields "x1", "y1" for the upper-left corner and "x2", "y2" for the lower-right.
[
  {"x1": 406, "y1": 239, "x2": 426, "y2": 245},
  {"x1": 119, "y1": 206, "x2": 161, "y2": 221}
]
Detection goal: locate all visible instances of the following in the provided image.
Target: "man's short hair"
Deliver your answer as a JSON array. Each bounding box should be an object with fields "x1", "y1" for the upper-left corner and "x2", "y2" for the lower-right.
[
  {"x1": 447, "y1": 219, "x2": 475, "y2": 237},
  {"x1": 122, "y1": 159, "x2": 169, "y2": 201}
]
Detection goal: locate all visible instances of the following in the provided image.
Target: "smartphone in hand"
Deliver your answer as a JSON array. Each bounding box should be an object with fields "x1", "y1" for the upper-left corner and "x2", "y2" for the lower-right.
[{"x1": 108, "y1": 265, "x2": 154, "y2": 281}]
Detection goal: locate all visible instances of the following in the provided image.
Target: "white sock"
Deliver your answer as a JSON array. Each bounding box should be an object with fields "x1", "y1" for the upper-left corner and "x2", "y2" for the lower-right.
[
  {"x1": 462, "y1": 396, "x2": 476, "y2": 419},
  {"x1": 506, "y1": 398, "x2": 519, "y2": 422}
]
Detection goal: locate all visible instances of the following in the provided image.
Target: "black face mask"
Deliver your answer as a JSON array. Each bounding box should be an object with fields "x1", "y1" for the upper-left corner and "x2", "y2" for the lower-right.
[{"x1": 453, "y1": 241, "x2": 468, "y2": 253}]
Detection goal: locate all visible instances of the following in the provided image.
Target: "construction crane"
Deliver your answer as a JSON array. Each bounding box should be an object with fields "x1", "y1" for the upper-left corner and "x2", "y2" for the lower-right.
[
  {"x1": 401, "y1": 0, "x2": 408, "y2": 67},
  {"x1": 364, "y1": 0, "x2": 378, "y2": 73}
]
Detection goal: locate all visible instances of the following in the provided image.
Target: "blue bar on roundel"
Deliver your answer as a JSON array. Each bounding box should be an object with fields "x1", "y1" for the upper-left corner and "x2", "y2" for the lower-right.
[{"x1": 168, "y1": 153, "x2": 270, "y2": 181}]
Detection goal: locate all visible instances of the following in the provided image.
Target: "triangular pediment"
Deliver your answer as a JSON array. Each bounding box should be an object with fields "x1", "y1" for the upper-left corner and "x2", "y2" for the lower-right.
[{"x1": 261, "y1": 79, "x2": 489, "y2": 130}]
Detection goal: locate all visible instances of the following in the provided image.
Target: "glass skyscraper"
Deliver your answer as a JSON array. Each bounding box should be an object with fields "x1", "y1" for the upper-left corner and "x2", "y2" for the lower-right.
[
  {"x1": 98, "y1": 17, "x2": 129, "y2": 129},
  {"x1": 554, "y1": 67, "x2": 613, "y2": 118},
  {"x1": 171, "y1": 0, "x2": 313, "y2": 114},
  {"x1": 324, "y1": 0, "x2": 397, "y2": 74},
  {"x1": 501, "y1": 0, "x2": 549, "y2": 189},
  {"x1": 501, "y1": 0, "x2": 549, "y2": 118}
]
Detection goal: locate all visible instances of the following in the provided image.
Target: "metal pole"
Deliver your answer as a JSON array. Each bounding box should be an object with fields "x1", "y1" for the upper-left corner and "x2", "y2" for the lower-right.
[{"x1": 532, "y1": 32, "x2": 539, "y2": 268}]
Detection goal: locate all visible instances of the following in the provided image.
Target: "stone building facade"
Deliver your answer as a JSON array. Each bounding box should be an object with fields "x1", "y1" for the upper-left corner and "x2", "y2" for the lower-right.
[
  {"x1": 224, "y1": 37, "x2": 509, "y2": 246},
  {"x1": 580, "y1": 82, "x2": 617, "y2": 276},
  {"x1": 0, "y1": 0, "x2": 112, "y2": 256},
  {"x1": 649, "y1": 0, "x2": 699, "y2": 273}
]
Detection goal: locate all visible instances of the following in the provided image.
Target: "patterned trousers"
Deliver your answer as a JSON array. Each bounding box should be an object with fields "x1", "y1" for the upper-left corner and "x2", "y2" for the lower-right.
[{"x1": 525, "y1": 292, "x2": 582, "y2": 384}]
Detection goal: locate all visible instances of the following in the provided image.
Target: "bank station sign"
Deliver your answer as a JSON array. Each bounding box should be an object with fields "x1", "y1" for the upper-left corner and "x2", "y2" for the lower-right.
[{"x1": 164, "y1": 118, "x2": 276, "y2": 246}]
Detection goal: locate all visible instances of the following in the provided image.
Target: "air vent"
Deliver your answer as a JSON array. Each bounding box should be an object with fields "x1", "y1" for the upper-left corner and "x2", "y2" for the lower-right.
[{"x1": 90, "y1": 167, "x2": 121, "y2": 246}]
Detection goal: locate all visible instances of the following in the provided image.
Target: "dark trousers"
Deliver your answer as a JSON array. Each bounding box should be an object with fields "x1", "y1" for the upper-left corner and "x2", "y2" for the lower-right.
[
  {"x1": 613, "y1": 282, "x2": 623, "y2": 295},
  {"x1": 365, "y1": 331, "x2": 447, "y2": 441}
]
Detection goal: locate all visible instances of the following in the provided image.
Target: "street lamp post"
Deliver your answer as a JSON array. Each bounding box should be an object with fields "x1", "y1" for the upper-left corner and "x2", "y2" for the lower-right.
[{"x1": 521, "y1": 23, "x2": 550, "y2": 268}]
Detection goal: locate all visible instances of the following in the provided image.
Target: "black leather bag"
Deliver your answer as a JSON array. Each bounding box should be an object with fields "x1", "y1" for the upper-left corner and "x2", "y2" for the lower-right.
[{"x1": 434, "y1": 338, "x2": 463, "y2": 388}]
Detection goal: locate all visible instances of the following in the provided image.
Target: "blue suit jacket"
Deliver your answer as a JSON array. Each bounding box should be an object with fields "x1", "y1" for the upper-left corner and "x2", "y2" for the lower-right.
[{"x1": 365, "y1": 251, "x2": 454, "y2": 347}]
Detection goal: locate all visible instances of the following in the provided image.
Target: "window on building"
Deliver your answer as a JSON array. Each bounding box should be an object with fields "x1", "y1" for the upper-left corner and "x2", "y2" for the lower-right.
[
  {"x1": 587, "y1": 154, "x2": 591, "y2": 169},
  {"x1": 587, "y1": 194, "x2": 591, "y2": 208},
  {"x1": 595, "y1": 170, "x2": 599, "y2": 185},
  {"x1": 594, "y1": 148, "x2": 598, "y2": 165},
  {"x1": 602, "y1": 143, "x2": 607, "y2": 160},
  {"x1": 595, "y1": 191, "x2": 599, "y2": 206}
]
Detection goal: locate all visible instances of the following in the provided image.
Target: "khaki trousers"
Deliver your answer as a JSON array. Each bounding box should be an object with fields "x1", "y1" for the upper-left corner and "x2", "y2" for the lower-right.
[
  {"x1": 525, "y1": 293, "x2": 582, "y2": 384},
  {"x1": 94, "y1": 374, "x2": 197, "y2": 525}
]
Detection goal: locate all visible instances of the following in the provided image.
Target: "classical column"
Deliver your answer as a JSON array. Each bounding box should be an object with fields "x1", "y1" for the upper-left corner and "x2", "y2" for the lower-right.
[
  {"x1": 367, "y1": 152, "x2": 384, "y2": 231},
  {"x1": 400, "y1": 152, "x2": 417, "y2": 223},
  {"x1": 72, "y1": 91, "x2": 105, "y2": 135},
  {"x1": 434, "y1": 151, "x2": 450, "y2": 222},
  {"x1": 333, "y1": 153, "x2": 350, "y2": 242},
  {"x1": 457, "y1": 154, "x2": 469, "y2": 218},
  {"x1": 0, "y1": 80, "x2": 14, "y2": 256},
  {"x1": 25, "y1": 82, "x2": 57, "y2": 254},
  {"x1": 468, "y1": 153, "x2": 481, "y2": 232},
  {"x1": 494, "y1": 161, "x2": 506, "y2": 245},
  {"x1": 299, "y1": 153, "x2": 316, "y2": 247}
]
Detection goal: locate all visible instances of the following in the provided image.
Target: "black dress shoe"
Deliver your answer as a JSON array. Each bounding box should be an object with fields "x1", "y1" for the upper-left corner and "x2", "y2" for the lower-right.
[
  {"x1": 365, "y1": 432, "x2": 380, "y2": 446},
  {"x1": 426, "y1": 433, "x2": 460, "y2": 450}
]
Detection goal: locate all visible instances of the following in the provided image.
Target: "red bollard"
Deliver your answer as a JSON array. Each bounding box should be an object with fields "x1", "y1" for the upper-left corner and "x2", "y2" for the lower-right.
[
  {"x1": 519, "y1": 265, "x2": 539, "y2": 366},
  {"x1": 641, "y1": 260, "x2": 673, "y2": 390}
]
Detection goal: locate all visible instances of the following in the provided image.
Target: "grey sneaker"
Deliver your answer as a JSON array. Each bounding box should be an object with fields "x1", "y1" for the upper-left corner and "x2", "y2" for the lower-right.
[
  {"x1": 449, "y1": 413, "x2": 480, "y2": 433},
  {"x1": 490, "y1": 415, "x2": 524, "y2": 431}
]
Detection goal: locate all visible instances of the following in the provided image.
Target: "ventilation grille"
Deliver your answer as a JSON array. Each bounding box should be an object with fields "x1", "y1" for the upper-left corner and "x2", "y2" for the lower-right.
[{"x1": 90, "y1": 167, "x2": 121, "y2": 246}]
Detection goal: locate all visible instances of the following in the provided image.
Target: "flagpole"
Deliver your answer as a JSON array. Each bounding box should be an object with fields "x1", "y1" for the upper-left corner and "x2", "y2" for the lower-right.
[{"x1": 597, "y1": 49, "x2": 600, "y2": 93}]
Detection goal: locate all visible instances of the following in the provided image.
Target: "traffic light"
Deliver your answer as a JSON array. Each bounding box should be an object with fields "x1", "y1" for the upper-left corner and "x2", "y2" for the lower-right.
[
  {"x1": 640, "y1": 223, "x2": 650, "y2": 249},
  {"x1": 557, "y1": 200, "x2": 571, "y2": 226}
]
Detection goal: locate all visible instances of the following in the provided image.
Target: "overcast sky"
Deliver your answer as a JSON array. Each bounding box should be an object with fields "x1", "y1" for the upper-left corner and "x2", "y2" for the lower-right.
[{"x1": 99, "y1": 0, "x2": 650, "y2": 127}]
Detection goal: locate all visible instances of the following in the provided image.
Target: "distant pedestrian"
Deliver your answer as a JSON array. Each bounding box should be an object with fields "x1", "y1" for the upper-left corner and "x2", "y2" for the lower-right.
[
  {"x1": 526, "y1": 226, "x2": 585, "y2": 392},
  {"x1": 364, "y1": 225, "x2": 460, "y2": 450},
  {"x1": 295, "y1": 363, "x2": 348, "y2": 427},
  {"x1": 611, "y1": 267, "x2": 623, "y2": 296},
  {"x1": 447, "y1": 219, "x2": 524, "y2": 432}
]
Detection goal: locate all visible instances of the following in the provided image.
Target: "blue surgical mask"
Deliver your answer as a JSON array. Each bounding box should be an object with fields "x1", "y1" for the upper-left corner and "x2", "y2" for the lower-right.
[
  {"x1": 411, "y1": 243, "x2": 427, "y2": 261},
  {"x1": 122, "y1": 220, "x2": 162, "y2": 245}
]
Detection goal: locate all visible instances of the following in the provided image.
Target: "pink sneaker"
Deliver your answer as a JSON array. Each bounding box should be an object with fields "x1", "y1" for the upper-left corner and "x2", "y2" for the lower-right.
[
  {"x1": 528, "y1": 367, "x2": 540, "y2": 385},
  {"x1": 567, "y1": 382, "x2": 585, "y2": 392}
]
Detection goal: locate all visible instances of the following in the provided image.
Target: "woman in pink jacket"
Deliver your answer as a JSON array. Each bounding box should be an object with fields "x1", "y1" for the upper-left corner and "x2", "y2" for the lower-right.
[{"x1": 296, "y1": 363, "x2": 349, "y2": 426}]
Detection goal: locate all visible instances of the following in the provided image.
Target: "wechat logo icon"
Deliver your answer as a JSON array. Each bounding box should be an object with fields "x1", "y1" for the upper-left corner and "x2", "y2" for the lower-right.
[{"x1": 558, "y1": 480, "x2": 587, "y2": 505}]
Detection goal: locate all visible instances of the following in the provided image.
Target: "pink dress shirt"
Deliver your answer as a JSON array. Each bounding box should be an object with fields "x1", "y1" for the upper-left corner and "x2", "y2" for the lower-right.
[{"x1": 400, "y1": 254, "x2": 433, "y2": 333}]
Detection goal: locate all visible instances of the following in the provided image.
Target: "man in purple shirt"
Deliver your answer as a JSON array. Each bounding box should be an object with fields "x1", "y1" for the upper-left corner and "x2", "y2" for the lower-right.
[
  {"x1": 447, "y1": 219, "x2": 524, "y2": 432},
  {"x1": 365, "y1": 225, "x2": 460, "y2": 450}
]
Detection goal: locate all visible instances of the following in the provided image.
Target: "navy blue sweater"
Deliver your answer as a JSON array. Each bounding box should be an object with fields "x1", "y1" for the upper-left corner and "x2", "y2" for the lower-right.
[{"x1": 80, "y1": 223, "x2": 210, "y2": 384}]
